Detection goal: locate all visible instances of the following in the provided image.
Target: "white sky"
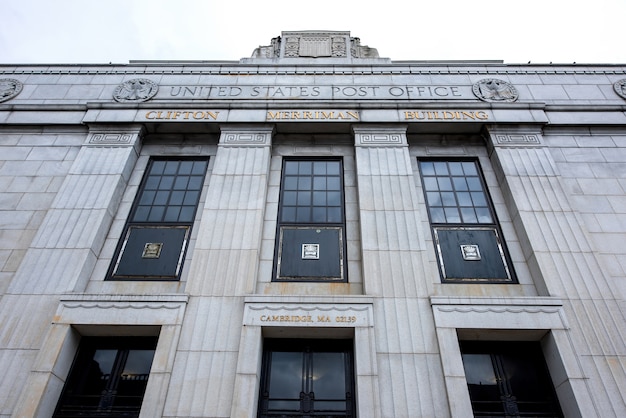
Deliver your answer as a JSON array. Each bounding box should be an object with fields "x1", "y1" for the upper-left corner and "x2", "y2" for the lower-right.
[{"x1": 1, "y1": 0, "x2": 624, "y2": 65}]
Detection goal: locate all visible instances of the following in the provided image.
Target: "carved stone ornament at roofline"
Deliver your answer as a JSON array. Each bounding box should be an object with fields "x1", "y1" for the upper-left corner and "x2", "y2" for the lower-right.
[
  {"x1": 246, "y1": 31, "x2": 388, "y2": 63},
  {"x1": 0, "y1": 79, "x2": 23, "y2": 103},
  {"x1": 614, "y1": 79, "x2": 626, "y2": 100}
]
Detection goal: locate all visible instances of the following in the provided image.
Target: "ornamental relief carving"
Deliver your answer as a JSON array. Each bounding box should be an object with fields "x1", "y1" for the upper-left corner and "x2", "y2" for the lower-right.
[
  {"x1": 472, "y1": 78, "x2": 519, "y2": 102},
  {"x1": 113, "y1": 78, "x2": 159, "y2": 102},
  {"x1": 613, "y1": 79, "x2": 626, "y2": 100},
  {"x1": 0, "y1": 78, "x2": 23, "y2": 102}
]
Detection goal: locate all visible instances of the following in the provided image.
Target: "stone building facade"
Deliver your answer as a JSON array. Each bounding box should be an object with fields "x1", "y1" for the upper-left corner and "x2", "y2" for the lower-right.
[{"x1": 0, "y1": 31, "x2": 625, "y2": 417}]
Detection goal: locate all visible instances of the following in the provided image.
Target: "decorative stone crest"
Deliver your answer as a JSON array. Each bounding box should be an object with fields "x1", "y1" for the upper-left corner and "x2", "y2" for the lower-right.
[
  {"x1": 250, "y1": 31, "x2": 380, "y2": 60},
  {"x1": 113, "y1": 78, "x2": 158, "y2": 102},
  {"x1": 0, "y1": 79, "x2": 23, "y2": 102},
  {"x1": 613, "y1": 79, "x2": 626, "y2": 100},
  {"x1": 472, "y1": 78, "x2": 518, "y2": 102}
]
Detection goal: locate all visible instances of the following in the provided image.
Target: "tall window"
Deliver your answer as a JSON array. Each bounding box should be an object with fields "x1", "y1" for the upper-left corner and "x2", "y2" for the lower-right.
[
  {"x1": 461, "y1": 341, "x2": 563, "y2": 417},
  {"x1": 258, "y1": 339, "x2": 355, "y2": 418},
  {"x1": 418, "y1": 159, "x2": 515, "y2": 282},
  {"x1": 108, "y1": 158, "x2": 208, "y2": 280},
  {"x1": 54, "y1": 337, "x2": 157, "y2": 418},
  {"x1": 274, "y1": 159, "x2": 346, "y2": 281}
]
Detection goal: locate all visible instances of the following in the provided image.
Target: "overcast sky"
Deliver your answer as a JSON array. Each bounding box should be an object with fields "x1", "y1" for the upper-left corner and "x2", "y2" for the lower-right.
[{"x1": 1, "y1": 0, "x2": 624, "y2": 65}]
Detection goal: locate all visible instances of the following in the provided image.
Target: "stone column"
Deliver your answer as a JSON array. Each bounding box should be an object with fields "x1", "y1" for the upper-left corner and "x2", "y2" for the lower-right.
[
  {"x1": 353, "y1": 125, "x2": 448, "y2": 417},
  {"x1": 163, "y1": 125, "x2": 273, "y2": 417},
  {"x1": 2, "y1": 124, "x2": 143, "y2": 416},
  {"x1": 485, "y1": 125, "x2": 625, "y2": 417}
]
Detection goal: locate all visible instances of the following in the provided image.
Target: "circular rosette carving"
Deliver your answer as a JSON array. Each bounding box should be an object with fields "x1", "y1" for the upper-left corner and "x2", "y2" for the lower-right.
[
  {"x1": 113, "y1": 78, "x2": 158, "y2": 102},
  {"x1": 613, "y1": 79, "x2": 626, "y2": 100},
  {"x1": 472, "y1": 78, "x2": 519, "y2": 102},
  {"x1": 0, "y1": 79, "x2": 23, "y2": 103}
]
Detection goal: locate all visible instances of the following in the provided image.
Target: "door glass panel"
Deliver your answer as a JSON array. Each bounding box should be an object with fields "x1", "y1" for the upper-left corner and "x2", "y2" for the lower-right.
[
  {"x1": 268, "y1": 352, "x2": 304, "y2": 399},
  {"x1": 312, "y1": 352, "x2": 346, "y2": 403}
]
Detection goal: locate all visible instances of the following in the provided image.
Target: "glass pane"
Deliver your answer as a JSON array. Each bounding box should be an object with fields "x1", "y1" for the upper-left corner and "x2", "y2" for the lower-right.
[
  {"x1": 183, "y1": 191, "x2": 200, "y2": 205},
  {"x1": 423, "y1": 177, "x2": 439, "y2": 191},
  {"x1": 312, "y1": 191, "x2": 326, "y2": 206},
  {"x1": 93, "y1": 349, "x2": 117, "y2": 377},
  {"x1": 153, "y1": 190, "x2": 170, "y2": 205},
  {"x1": 327, "y1": 191, "x2": 342, "y2": 206},
  {"x1": 191, "y1": 161, "x2": 208, "y2": 175},
  {"x1": 284, "y1": 161, "x2": 299, "y2": 175},
  {"x1": 471, "y1": 192, "x2": 488, "y2": 207},
  {"x1": 281, "y1": 207, "x2": 296, "y2": 222},
  {"x1": 476, "y1": 207, "x2": 493, "y2": 223},
  {"x1": 163, "y1": 161, "x2": 179, "y2": 174},
  {"x1": 444, "y1": 207, "x2": 461, "y2": 223},
  {"x1": 169, "y1": 191, "x2": 185, "y2": 205},
  {"x1": 312, "y1": 207, "x2": 327, "y2": 223},
  {"x1": 312, "y1": 352, "x2": 346, "y2": 403},
  {"x1": 133, "y1": 206, "x2": 150, "y2": 222},
  {"x1": 457, "y1": 192, "x2": 472, "y2": 206},
  {"x1": 453, "y1": 177, "x2": 469, "y2": 191},
  {"x1": 298, "y1": 177, "x2": 311, "y2": 190},
  {"x1": 426, "y1": 191, "x2": 442, "y2": 206},
  {"x1": 122, "y1": 349, "x2": 155, "y2": 376},
  {"x1": 148, "y1": 206, "x2": 165, "y2": 222},
  {"x1": 467, "y1": 177, "x2": 483, "y2": 191},
  {"x1": 187, "y1": 176, "x2": 204, "y2": 190},
  {"x1": 283, "y1": 191, "x2": 297, "y2": 205},
  {"x1": 139, "y1": 190, "x2": 155, "y2": 205},
  {"x1": 461, "y1": 207, "x2": 478, "y2": 223},
  {"x1": 313, "y1": 161, "x2": 327, "y2": 175},
  {"x1": 283, "y1": 177, "x2": 298, "y2": 190},
  {"x1": 144, "y1": 176, "x2": 160, "y2": 190},
  {"x1": 434, "y1": 162, "x2": 449, "y2": 175},
  {"x1": 313, "y1": 177, "x2": 327, "y2": 190},
  {"x1": 298, "y1": 161, "x2": 312, "y2": 175},
  {"x1": 429, "y1": 207, "x2": 446, "y2": 223},
  {"x1": 178, "y1": 161, "x2": 193, "y2": 175},
  {"x1": 150, "y1": 161, "x2": 166, "y2": 175},
  {"x1": 268, "y1": 352, "x2": 304, "y2": 402},
  {"x1": 326, "y1": 162, "x2": 341, "y2": 175},
  {"x1": 174, "y1": 176, "x2": 190, "y2": 190},
  {"x1": 462, "y1": 162, "x2": 478, "y2": 176},
  {"x1": 179, "y1": 207, "x2": 195, "y2": 223},
  {"x1": 164, "y1": 206, "x2": 181, "y2": 222},
  {"x1": 297, "y1": 191, "x2": 311, "y2": 206},
  {"x1": 420, "y1": 161, "x2": 435, "y2": 176},
  {"x1": 449, "y1": 162, "x2": 464, "y2": 175},
  {"x1": 437, "y1": 177, "x2": 453, "y2": 191},
  {"x1": 462, "y1": 353, "x2": 496, "y2": 386},
  {"x1": 327, "y1": 177, "x2": 341, "y2": 190},
  {"x1": 441, "y1": 192, "x2": 456, "y2": 207},
  {"x1": 159, "y1": 176, "x2": 174, "y2": 190},
  {"x1": 296, "y1": 207, "x2": 310, "y2": 222},
  {"x1": 327, "y1": 207, "x2": 342, "y2": 223}
]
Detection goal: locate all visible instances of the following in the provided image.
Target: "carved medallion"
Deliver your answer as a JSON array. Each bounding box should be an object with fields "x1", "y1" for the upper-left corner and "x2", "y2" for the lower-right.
[
  {"x1": 0, "y1": 79, "x2": 23, "y2": 102},
  {"x1": 613, "y1": 79, "x2": 626, "y2": 100},
  {"x1": 472, "y1": 78, "x2": 518, "y2": 102},
  {"x1": 113, "y1": 78, "x2": 158, "y2": 102}
]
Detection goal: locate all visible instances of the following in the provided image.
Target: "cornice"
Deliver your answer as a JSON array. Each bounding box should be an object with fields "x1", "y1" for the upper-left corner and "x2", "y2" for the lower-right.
[{"x1": 1, "y1": 65, "x2": 626, "y2": 77}]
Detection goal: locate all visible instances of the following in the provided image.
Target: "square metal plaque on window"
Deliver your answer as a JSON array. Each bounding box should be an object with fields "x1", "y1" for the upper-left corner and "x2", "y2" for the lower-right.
[
  {"x1": 461, "y1": 244, "x2": 481, "y2": 261},
  {"x1": 302, "y1": 243, "x2": 320, "y2": 259},
  {"x1": 142, "y1": 242, "x2": 163, "y2": 259}
]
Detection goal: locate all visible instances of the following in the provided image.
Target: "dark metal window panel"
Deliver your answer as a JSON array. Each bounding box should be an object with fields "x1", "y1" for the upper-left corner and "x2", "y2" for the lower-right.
[
  {"x1": 258, "y1": 339, "x2": 355, "y2": 418},
  {"x1": 419, "y1": 158, "x2": 517, "y2": 283},
  {"x1": 108, "y1": 157, "x2": 208, "y2": 281},
  {"x1": 461, "y1": 341, "x2": 564, "y2": 418},
  {"x1": 110, "y1": 226, "x2": 190, "y2": 280},
  {"x1": 276, "y1": 226, "x2": 344, "y2": 281},
  {"x1": 433, "y1": 226, "x2": 513, "y2": 282},
  {"x1": 54, "y1": 337, "x2": 157, "y2": 418},
  {"x1": 274, "y1": 158, "x2": 347, "y2": 282}
]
